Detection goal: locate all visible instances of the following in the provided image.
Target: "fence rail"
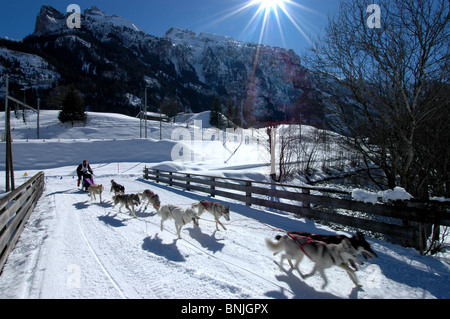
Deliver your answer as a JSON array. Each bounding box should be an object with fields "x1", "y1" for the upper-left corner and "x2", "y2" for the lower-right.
[
  {"x1": 0, "y1": 172, "x2": 45, "y2": 272},
  {"x1": 143, "y1": 167, "x2": 450, "y2": 253}
]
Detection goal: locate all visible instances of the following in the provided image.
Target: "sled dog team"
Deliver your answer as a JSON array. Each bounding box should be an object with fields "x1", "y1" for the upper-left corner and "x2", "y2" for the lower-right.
[
  {"x1": 89, "y1": 180, "x2": 230, "y2": 239},
  {"x1": 88, "y1": 179, "x2": 377, "y2": 289}
]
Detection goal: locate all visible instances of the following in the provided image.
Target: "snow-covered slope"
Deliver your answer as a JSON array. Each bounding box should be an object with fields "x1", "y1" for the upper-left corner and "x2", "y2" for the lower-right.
[
  {"x1": 0, "y1": 46, "x2": 59, "y2": 88},
  {"x1": 0, "y1": 111, "x2": 449, "y2": 299}
]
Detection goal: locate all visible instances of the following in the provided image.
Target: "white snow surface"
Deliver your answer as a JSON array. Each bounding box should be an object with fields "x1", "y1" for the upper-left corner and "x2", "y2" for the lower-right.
[
  {"x1": 0, "y1": 111, "x2": 449, "y2": 299},
  {"x1": 352, "y1": 187, "x2": 413, "y2": 204}
]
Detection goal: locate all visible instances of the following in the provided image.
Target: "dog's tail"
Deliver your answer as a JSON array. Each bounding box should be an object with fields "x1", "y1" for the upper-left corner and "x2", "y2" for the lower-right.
[{"x1": 265, "y1": 236, "x2": 285, "y2": 253}]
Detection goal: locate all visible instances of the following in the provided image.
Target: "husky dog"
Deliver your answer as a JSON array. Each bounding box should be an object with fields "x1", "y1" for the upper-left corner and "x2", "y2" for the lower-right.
[
  {"x1": 112, "y1": 194, "x2": 140, "y2": 218},
  {"x1": 289, "y1": 231, "x2": 377, "y2": 260},
  {"x1": 192, "y1": 200, "x2": 230, "y2": 231},
  {"x1": 157, "y1": 204, "x2": 200, "y2": 239},
  {"x1": 138, "y1": 189, "x2": 161, "y2": 210},
  {"x1": 89, "y1": 185, "x2": 104, "y2": 202},
  {"x1": 265, "y1": 233, "x2": 364, "y2": 289},
  {"x1": 110, "y1": 179, "x2": 125, "y2": 195}
]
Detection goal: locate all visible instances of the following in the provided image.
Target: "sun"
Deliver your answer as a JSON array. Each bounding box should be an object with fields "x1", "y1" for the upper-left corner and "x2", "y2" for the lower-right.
[
  {"x1": 252, "y1": 0, "x2": 287, "y2": 11},
  {"x1": 196, "y1": 0, "x2": 318, "y2": 50}
]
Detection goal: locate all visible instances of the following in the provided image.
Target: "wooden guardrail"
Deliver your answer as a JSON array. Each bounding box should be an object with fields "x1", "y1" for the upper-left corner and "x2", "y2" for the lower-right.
[
  {"x1": 0, "y1": 172, "x2": 45, "y2": 272},
  {"x1": 143, "y1": 167, "x2": 450, "y2": 253}
]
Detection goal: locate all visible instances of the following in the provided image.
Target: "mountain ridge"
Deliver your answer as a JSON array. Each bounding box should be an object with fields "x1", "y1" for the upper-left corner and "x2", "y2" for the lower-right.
[{"x1": 1, "y1": 5, "x2": 344, "y2": 128}]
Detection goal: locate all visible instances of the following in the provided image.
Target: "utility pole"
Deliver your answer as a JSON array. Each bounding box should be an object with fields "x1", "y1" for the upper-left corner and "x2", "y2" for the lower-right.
[
  {"x1": 4, "y1": 75, "x2": 14, "y2": 191},
  {"x1": 4, "y1": 75, "x2": 40, "y2": 191},
  {"x1": 160, "y1": 111, "x2": 162, "y2": 140},
  {"x1": 139, "y1": 104, "x2": 142, "y2": 138},
  {"x1": 37, "y1": 98, "x2": 40, "y2": 139},
  {"x1": 145, "y1": 87, "x2": 147, "y2": 138}
]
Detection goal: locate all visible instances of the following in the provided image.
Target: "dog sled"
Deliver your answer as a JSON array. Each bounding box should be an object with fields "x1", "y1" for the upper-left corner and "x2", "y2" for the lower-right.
[{"x1": 81, "y1": 173, "x2": 95, "y2": 191}]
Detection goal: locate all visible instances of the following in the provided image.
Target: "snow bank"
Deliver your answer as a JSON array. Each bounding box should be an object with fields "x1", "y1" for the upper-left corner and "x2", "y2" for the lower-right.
[{"x1": 352, "y1": 187, "x2": 413, "y2": 204}]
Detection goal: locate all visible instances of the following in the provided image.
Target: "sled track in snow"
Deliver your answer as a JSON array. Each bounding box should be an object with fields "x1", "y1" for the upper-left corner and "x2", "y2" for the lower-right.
[{"x1": 74, "y1": 208, "x2": 140, "y2": 299}]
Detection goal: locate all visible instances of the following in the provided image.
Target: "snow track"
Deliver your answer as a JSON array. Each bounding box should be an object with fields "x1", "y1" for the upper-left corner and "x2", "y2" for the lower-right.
[
  {"x1": 74, "y1": 208, "x2": 131, "y2": 299},
  {"x1": 22, "y1": 175, "x2": 293, "y2": 299}
]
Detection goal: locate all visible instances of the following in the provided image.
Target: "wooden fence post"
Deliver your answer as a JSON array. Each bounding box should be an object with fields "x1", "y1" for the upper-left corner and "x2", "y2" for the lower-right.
[
  {"x1": 302, "y1": 188, "x2": 310, "y2": 208},
  {"x1": 186, "y1": 174, "x2": 190, "y2": 191},
  {"x1": 246, "y1": 181, "x2": 252, "y2": 206},
  {"x1": 211, "y1": 177, "x2": 215, "y2": 197}
]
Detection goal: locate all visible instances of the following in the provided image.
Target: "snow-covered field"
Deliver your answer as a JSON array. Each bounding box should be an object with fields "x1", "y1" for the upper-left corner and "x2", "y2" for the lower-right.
[{"x1": 0, "y1": 111, "x2": 449, "y2": 299}]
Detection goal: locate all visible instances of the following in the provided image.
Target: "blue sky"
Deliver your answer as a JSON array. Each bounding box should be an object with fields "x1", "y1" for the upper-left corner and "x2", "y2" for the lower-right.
[{"x1": 0, "y1": 0, "x2": 340, "y2": 55}]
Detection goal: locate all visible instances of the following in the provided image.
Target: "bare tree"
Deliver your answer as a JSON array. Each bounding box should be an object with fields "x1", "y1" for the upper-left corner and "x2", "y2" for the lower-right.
[{"x1": 304, "y1": 0, "x2": 449, "y2": 198}]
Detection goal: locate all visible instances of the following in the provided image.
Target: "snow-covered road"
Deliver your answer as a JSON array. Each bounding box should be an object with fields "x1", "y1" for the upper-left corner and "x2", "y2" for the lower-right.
[{"x1": 1, "y1": 168, "x2": 449, "y2": 299}]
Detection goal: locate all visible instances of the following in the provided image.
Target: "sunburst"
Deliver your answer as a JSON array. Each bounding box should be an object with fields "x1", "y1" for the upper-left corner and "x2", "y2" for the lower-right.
[
  {"x1": 216, "y1": 0, "x2": 316, "y2": 53},
  {"x1": 194, "y1": 0, "x2": 318, "y2": 50},
  {"x1": 191, "y1": 0, "x2": 321, "y2": 118},
  {"x1": 251, "y1": 0, "x2": 288, "y2": 11}
]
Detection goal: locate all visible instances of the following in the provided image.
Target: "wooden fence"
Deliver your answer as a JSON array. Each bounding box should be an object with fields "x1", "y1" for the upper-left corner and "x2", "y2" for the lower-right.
[
  {"x1": 143, "y1": 167, "x2": 450, "y2": 253},
  {"x1": 0, "y1": 172, "x2": 45, "y2": 272}
]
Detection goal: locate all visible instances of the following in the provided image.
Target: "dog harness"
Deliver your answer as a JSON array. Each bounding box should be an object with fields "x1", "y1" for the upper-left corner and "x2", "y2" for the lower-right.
[
  {"x1": 288, "y1": 232, "x2": 313, "y2": 259},
  {"x1": 201, "y1": 200, "x2": 224, "y2": 215},
  {"x1": 201, "y1": 200, "x2": 213, "y2": 209},
  {"x1": 287, "y1": 232, "x2": 335, "y2": 264},
  {"x1": 144, "y1": 190, "x2": 160, "y2": 209}
]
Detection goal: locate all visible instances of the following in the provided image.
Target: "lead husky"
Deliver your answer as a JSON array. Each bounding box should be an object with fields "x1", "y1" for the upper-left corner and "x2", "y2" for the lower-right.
[
  {"x1": 265, "y1": 234, "x2": 364, "y2": 289},
  {"x1": 158, "y1": 204, "x2": 200, "y2": 239},
  {"x1": 138, "y1": 189, "x2": 161, "y2": 210},
  {"x1": 289, "y1": 231, "x2": 377, "y2": 260},
  {"x1": 89, "y1": 184, "x2": 104, "y2": 203},
  {"x1": 112, "y1": 194, "x2": 140, "y2": 218},
  {"x1": 192, "y1": 200, "x2": 230, "y2": 231}
]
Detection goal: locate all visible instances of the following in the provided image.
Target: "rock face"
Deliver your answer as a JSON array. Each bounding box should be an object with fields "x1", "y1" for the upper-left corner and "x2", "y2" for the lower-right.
[
  {"x1": 5, "y1": 5, "x2": 344, "y2": 126},
  {"x1": 34, "y1": 5, "x2": 66, "y2": 36},
  {"x1": 163, "y1": 27, "x2": 311, "y2": 123}
]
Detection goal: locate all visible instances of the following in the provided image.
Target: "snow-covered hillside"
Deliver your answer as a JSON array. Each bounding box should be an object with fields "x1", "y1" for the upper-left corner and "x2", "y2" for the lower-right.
[
  {"x1": 0, "y1": 111, "x2": 449, "y2": 299},
  {"x1": 0, "y1": 46, "x2": 59, "y2": 88}
]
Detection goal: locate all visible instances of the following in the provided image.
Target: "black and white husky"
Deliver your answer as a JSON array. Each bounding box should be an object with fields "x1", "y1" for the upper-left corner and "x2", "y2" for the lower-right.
[
  {"x1": 157, "y1": 204, "x2": 200, "y2": 239},
  {"x1": 191, "y1": 200, "x2": 230, "y2": 231},
  {"x1": 289, "y1": 231, "x2": 377, "y2": 260},
  {"x1": 112, "y1": 194, "x2": 140, "y2": 218},
  {"x1": 266, "y1": 233, "x2": 364, "y2": 289},
  {"x1": 110, "y1": 179, "x2": 125, "y2": 195}
]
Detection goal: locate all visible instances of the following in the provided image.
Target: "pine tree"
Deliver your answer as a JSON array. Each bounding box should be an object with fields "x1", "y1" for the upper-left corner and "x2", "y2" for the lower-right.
[
  {"x1": 226, "y1": 98, "x2": 241, "y2": 128},
  {"x1": 58, "y1": 85, "x2": 87, "y2": 126}
]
